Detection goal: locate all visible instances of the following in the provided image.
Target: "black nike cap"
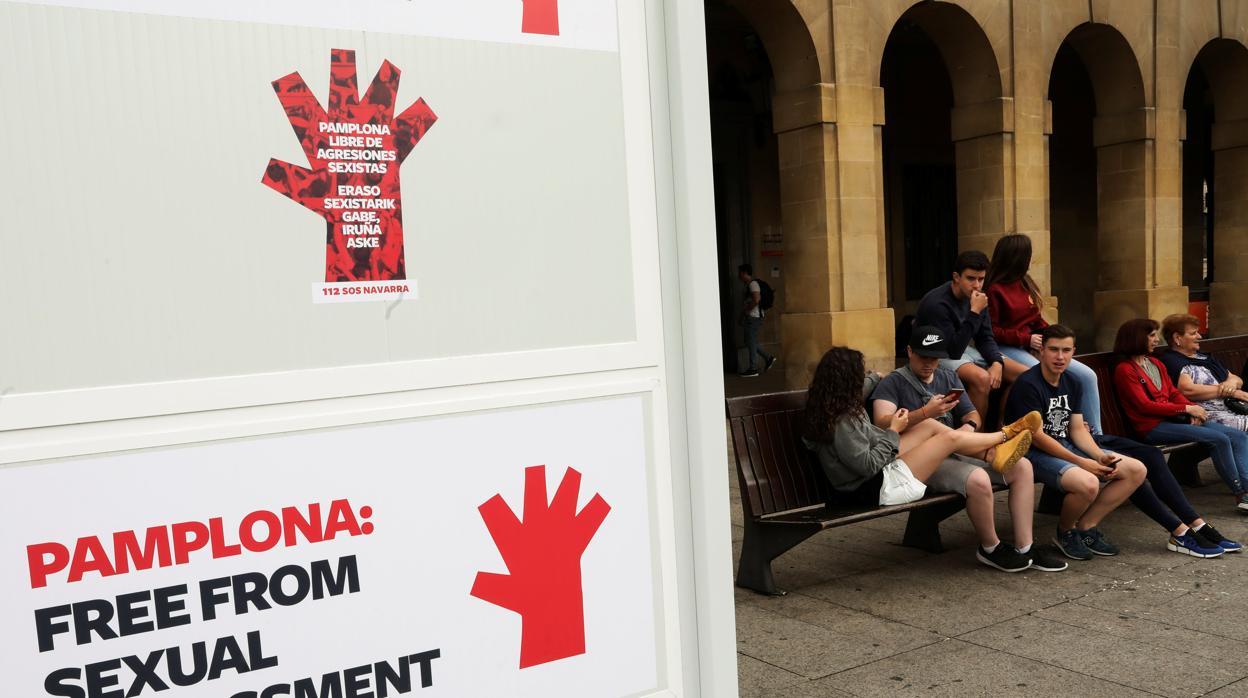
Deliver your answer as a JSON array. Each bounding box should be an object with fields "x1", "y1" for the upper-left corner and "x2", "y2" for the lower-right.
[{"x1": 910, "y1": 325, "x2": 950, "y2": 359}]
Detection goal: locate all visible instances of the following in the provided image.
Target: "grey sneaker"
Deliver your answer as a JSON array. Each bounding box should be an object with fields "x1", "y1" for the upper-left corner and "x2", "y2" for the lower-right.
[
  {"x1": 1080, "y1": 527, "x2": 1120, "y2": 556},
  {"x1": 1237, "y1": 493, "x2": 1248, "y2": 512},
  {"x1": 1054, "y1": 528, "x2": 1093, "y2": 560}
]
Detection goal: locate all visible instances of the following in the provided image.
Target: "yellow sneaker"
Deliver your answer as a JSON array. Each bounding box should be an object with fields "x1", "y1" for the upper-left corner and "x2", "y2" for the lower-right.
[
  {"x1": 992, "y1": 431, "x2": 1032, "y2": 474},
  {"x1": 1003, "y1": 410, "x2": 1042, "y2": 440}
]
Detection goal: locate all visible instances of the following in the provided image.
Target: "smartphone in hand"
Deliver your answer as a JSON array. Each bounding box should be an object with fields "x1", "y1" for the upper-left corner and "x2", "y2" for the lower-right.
[{"x1": 944, "y1": 388, "x2": 965, "y2": 401}]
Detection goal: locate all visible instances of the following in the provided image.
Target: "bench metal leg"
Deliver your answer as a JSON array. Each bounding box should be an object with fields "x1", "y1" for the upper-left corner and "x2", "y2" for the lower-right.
[
  {"x1": 736, "y1": 518, "x2": 821, "y2": 596},
  {"x1": 901, "y1": 497, "x2": 966, "y2": 553},
  {"x1": 1037, "y1": 485, "x2": 1064, "y2": 516}
]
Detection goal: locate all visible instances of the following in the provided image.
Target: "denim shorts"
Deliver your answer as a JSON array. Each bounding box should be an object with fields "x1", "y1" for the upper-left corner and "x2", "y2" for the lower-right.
[
  {"x1": 1026, "y1": 439, "x2": 1085, "y2": 492},
  {"x1": 939, "y1": 343, "x2": 988, "y2": 373}
]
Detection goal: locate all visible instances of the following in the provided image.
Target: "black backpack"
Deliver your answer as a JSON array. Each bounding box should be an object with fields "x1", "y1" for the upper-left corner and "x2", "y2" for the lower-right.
[{"x1": 756, "y1": 280, "x2": 775, "y2": 311}]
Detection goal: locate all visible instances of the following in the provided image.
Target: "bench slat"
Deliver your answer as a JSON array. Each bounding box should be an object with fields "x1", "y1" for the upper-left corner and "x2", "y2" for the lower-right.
[
  {"x1": 760, "y1": 490, "x2": 976, "y2": 528},
  {"x1": 732, "y1": 417, "x2": 766, "y2": 519},
  {"x1": 762, "y1": 411, "x2": 811, "y2": 513},
  {"x1": 749, "y1": 414, "x2": 782, "y2": 516},
  {"x1": 780, "y1": 409, "x2": 827, "y2": 508}
]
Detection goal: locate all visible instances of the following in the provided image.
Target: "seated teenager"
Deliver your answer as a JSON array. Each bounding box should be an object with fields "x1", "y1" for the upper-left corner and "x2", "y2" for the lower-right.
[
  {"x1": 870, "y1": 326, "x2": 1066, "y2": 572},
  {"x1": 1004, "y1": 325, "x2": 1146, "y2": 560},
  {"x1": 1159, "y1": 313, "x2": 1248, "y2": 431},
  {"x1": 801, "y1": 347, "x2": 1036, "y2": 513},
  {"x1": 985, "y1": 233, "x2": 1103, "y2": 434},
  {"x1": 1113, "y1": 318, "x2": 1248, "y2": 512},
  {"x1": 916, "y1": 250, "x2": 1028, "y2": 422}
]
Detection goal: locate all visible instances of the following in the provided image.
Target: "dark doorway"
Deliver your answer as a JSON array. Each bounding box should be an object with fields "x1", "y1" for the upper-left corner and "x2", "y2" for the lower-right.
[
  {"x1": 1183, "y1": 56, "x2": 1215, "y2": 303},
  {"x1": 1047, "y1": 42, "x2": 1099, "y2": 345},
  {"x1": 881, "y1": 18, "x2": 958, "y2": 318},
  {"x1": 706, "y1": 0, "x2": 783, "y2": 375}
]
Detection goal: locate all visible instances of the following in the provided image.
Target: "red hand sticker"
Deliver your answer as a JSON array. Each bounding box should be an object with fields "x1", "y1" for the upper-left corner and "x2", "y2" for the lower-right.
[
  {"x1": 262, "y1": 49, "x2": 436, "y2": 283},
  {"x1": 471, "y1": 465, "x2": 610, "y2": 668},
  {"x1": 522, "y1": 0, "x2": 559, "y2": 36}
]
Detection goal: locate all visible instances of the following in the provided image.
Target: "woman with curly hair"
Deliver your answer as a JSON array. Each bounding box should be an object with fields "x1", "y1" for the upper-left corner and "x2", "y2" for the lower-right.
[{"x1": 802, "y1": 347, "x2": 1038, "y2": 507}]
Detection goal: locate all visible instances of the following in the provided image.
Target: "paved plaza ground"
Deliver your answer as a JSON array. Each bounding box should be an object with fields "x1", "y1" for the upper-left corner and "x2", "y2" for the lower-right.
[{"x1": 728, "y1": 441, "x2": 1248, "y2": 697}]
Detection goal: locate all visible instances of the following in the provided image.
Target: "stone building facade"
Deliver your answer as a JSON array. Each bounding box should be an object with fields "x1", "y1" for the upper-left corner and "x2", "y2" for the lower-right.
[{"x1": 707, "y1": 0, "x2": 1248, "y2": 388}]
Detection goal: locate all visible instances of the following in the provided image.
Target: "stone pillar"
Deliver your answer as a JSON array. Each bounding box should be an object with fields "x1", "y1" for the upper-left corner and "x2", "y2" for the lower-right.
[
  {"x1": 951, "y1": 98, "x2": 1015, "y2": 254},
  {"x1": 774, "y1": 83, "x2": 895, "y2": 388},
  {"x1": 1090, "y1": 108, "x2": 1188, "y2": 350},
  {"x1": 1209, "y1": 119, "x2": 1248, "y2": 334}
]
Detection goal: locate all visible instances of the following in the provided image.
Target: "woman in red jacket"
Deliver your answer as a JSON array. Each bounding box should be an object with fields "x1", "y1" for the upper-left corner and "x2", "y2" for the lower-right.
[
  {"x1": 985, "y1": 234, "x2": 1102, "y2": 434},
  {"x1": 1113, "y1": 318, "x2": 1248, "y2": 511}
]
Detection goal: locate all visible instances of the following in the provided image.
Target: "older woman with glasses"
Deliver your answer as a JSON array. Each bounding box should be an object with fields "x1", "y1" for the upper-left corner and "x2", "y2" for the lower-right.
[{"x1": 1157, "y1": 313, "x2": 1248, "y2": 431}]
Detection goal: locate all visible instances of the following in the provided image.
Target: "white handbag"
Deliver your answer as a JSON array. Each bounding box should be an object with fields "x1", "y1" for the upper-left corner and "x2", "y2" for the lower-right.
[{"x1": 878, "y1": 459, "x2": 927, "y2": 505}]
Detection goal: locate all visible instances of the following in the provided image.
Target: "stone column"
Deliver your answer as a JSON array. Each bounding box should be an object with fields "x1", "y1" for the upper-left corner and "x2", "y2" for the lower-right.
[
  {"x1": 1009, "y1": 0, "x2": 1056, "y2": 318},
  {"x1": 951, "y1": 98, "x2": 1015, "y2": 254},
  {"x1": 774, "y1": 83, "x2": 895, "y2": 388},
  {"x1": 1090, "y1": 108, "x2": 1188, "y2": 350},
  {"x1": 1208, "y1": 119, "x2": 1248, "y2": 334}
]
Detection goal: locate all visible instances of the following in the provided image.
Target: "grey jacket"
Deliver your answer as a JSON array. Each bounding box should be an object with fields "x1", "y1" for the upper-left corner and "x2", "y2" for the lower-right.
[{"x1": 802, "y1": 413, "x2": 900, "y2": 491}]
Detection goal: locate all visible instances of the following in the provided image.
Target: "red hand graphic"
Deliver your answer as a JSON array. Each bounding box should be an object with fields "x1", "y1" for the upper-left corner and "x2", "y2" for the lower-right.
[
  {"x1": 262, "y1": 49, "x2": 436, "y2": 282},
  {"x1": 522, "y1": 0, "x2": 560, "y2": 36},
  {"x1": 471, "y1": 465, "x2": 610, "y2": 668}
]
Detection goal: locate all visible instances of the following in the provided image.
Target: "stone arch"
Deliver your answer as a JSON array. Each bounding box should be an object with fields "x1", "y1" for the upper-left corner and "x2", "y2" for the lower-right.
[
  {"x1": 1048, "y1": 23, "x2": 1147, "y2": 116},
  {"x1": 1047, "y1": 22, "x2": 1158, "y2": 351},
  {"x1": 881, "y1": 2, "x2": 1003, "y2": 107},
  {"x1": 879, "y1": 2, "x2": 1011, "y2": 316},
  {"x1": 723, "y1": 0, "x2": 824, "y2": 92},
  {"x1": 1189, "y1": 38, "x2": 1248, "y2": 334}
]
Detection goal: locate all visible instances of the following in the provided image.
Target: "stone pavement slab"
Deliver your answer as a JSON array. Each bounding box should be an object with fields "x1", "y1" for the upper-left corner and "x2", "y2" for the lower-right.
[
  {"x1": 797, "y1": 552, "x2": 1111, "y2": 636},
  {"x1": 823, "y1": 638, "x2": 1154, "y2": 697},
  {"x1": 736, "y1": 594, "x2": 942, "y2": 677},
  {"x1": 959, "y1": 612, "x2": 1242, "y2": 697},
  {"x1": 1205, "y1": 678, "x2": 1248, "y2": 697},
  {"x1": 1033, "y1": 601, "x2": 1248, "y2": 659},
  {"x1": 737, "y1": 654, "x2": 806, "y2": 697}
]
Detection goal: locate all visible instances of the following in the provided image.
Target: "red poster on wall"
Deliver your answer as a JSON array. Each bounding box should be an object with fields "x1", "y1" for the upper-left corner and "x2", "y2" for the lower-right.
[{"x1": 262, "y1": 49, "x2": 436, "y2": 303}]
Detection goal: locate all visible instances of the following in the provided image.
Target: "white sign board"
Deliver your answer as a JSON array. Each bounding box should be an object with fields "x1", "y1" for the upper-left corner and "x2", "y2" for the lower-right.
[{"x1": 0, "y1": 397, "x2": 658, "y2": 697}]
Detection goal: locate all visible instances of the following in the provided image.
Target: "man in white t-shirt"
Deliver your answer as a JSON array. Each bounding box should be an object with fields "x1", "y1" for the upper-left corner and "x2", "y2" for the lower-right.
[{"x1": 738, "y1": 263, "x2": 775, "y2": 377}]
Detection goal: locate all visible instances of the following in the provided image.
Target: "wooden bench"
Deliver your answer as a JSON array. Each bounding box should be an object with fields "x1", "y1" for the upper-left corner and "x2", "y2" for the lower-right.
[
  {"x1": 728, "y1": 335, "x2": 1248, "y2": 595},
  {"x1": 728, "y1": 390, "x2": 994, "y2": 595}
]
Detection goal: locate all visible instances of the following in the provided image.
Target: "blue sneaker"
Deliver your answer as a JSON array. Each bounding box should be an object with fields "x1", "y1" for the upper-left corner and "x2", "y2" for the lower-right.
[
  {"x1": 1194, "y1": 523, "x2": 1242, "y2": 553},
  {"x1": 1054, "y1": 528, "x2": 1092, "y2": 560},
  {"x1": 1168, "y1": 532, "x2": 1224, "y2": 558},
  {"x1": 1079, "y1": 527, "x2": 1120, "y2": 556}
]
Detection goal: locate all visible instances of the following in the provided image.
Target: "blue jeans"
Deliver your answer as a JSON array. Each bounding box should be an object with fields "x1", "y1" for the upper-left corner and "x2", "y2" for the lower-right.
[
  {"x1": 999, "y1": 345, "x2": 1103, "y2": 435},
  {"x1": 744, "y1": 316, "x2": 771, "y2": 370},
  {"x1": 1146, "y1": 420, "x2": 1248, "y2": 495}
]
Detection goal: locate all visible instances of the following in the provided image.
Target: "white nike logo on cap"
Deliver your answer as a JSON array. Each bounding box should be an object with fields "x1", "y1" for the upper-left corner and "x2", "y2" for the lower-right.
[{"x1": 921, "y1": 335, "x2": 941, "y2": 346}]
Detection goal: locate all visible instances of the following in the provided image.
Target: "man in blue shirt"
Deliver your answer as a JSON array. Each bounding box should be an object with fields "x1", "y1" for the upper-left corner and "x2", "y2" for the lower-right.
[{"x1": 1004, "y1": 325, "x2": 1146, "y2": 560}]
